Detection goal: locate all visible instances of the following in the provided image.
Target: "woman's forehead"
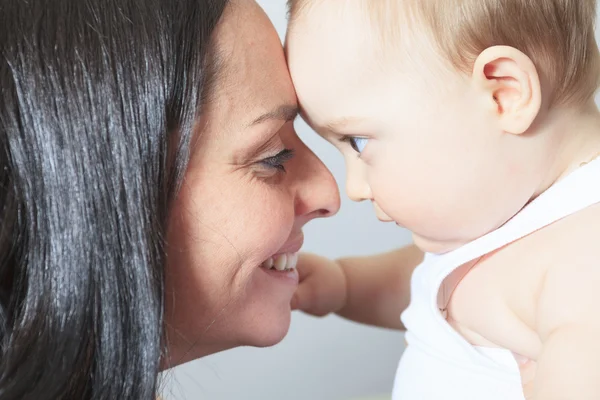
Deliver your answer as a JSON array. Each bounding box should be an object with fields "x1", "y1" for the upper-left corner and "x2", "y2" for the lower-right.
[{"x1": 210, "y1": 1, "x2": 297, "y2": 127}]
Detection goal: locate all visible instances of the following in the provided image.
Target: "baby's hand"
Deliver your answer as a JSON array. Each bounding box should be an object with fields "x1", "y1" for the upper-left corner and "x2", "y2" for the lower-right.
[{"x1": 291, "y1": 253, "x2": 347, "y2": 317}]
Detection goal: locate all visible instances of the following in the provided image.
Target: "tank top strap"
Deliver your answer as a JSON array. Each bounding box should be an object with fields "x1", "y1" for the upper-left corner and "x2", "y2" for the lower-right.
[{"x1": 429, "y1": 157, "x2": 600, "y2": 284}]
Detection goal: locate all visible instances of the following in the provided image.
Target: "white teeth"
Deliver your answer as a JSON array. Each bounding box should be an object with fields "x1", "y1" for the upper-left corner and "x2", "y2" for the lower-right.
[
  {"x1": 262, "y1": 252, "x2": 298, "y2": 271},
  {"x1": 274, "y1": 254, "x2": 287, "y2": 271},
  {"x1": 263, "y1": 258, "x2": 274, "y2": 269},
  {"x1": 287, "y1": 253, "x2": 298, "y2": 269}
]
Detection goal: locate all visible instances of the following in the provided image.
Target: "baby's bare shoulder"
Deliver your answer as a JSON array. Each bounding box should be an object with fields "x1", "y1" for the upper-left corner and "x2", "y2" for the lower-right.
[
  {"x1": 532, "y1": 202, "x2": 600, "y2": 336},
  {"x1": 490, "y1": 202, "x2": 600, "y2": 281},
  {"x1": 533, "y1": 202, "x2": 600, "y2": 264}
]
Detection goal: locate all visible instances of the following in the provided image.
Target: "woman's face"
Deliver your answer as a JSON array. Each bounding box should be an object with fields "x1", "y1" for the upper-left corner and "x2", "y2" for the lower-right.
[{"x1": 164, "y1": 0, "x2": 340, "y2": 366}]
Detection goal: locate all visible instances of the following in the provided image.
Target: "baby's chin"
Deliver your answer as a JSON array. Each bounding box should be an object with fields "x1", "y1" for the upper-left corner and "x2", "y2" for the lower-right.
[{"x1": 411, "y1": 233, "x2": 467, "y2": 255}]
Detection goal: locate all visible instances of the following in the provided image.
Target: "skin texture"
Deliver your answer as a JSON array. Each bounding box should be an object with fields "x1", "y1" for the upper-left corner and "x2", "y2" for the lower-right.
[
  {"x1": 163, "y1": 0, "x2": 340, "y2": 368},
  {"x1": 286, "y1": 2, "x2": 600, "y2": 398}
]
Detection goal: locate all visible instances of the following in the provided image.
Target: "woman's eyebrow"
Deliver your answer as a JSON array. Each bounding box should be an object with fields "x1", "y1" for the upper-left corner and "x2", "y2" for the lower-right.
[{"x1": 250, "y1": 104, "x2": 299, "y2": 126}]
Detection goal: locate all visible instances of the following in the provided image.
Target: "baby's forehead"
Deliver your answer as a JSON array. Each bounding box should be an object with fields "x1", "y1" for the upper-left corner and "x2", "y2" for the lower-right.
[
  {"x1": 285, "y1": 0, "x2": 436, "y2": 130},
  {"x1": 287, "y1": 0, "x2": 372, "y2": 38},
  {"x1": 288, "y1": 0, "x2": 409, "y2": 45},
  {"x1": 286, "y1": 24, "x2": 384, "y2": 103},
  {"x1": 286, "y1": 2, "x2": 382, "y2": 66},
  {"x1": 286, "y1": 0, "x2": 422, "y2": 77},
  {"x1": 290, "y1": 0, "x2": 600, "y2": 109}
]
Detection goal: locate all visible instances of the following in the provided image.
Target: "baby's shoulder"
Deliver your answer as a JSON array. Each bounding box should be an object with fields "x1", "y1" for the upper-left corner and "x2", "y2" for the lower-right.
[
  {"x1": 533, "y1": 202, "x2": 600, "y2": 264},
  {"x1": 530, "y1": 202, "x2": 600, "y2": 335},
  {"x1": 496, "y1": 202, "x2": 600, "y2": 281}
]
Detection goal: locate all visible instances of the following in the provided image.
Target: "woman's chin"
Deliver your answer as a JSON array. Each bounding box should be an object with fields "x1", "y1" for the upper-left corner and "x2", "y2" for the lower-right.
[
  {"x1": 251, "y1": 325, "x2": 291, "y2": 348},
  {"x1": 241, "y1": 304, "x2": 293, "y2": 348},
  {"x1": 233, "y1": 265, "x2": 298, "y2": 347},
  {"x1": 162, "y1": 307, "x2": 292, "y2": 368}
]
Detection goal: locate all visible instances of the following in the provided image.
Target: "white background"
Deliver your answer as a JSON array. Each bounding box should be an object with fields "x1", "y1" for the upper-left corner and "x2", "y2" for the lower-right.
[{"x1": 162, "y1": 2, "x2": 600, "y2": 399}]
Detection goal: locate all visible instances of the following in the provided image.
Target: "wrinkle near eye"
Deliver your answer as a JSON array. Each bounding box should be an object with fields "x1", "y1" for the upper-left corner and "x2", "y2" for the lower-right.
[{"x1": 232, "y1": 130, "x2": 285, "y2": 167}]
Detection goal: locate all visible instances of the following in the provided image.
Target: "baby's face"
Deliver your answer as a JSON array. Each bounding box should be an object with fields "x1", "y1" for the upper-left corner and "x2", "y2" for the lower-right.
[{"x1": 286, "y1": 3, "x2": 540, "y2": 252}]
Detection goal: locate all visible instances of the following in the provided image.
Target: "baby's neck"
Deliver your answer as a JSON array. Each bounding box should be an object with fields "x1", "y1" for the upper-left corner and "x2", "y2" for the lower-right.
[{"x1": 533, "y1": 101, "x2": 600, "y2": 198}]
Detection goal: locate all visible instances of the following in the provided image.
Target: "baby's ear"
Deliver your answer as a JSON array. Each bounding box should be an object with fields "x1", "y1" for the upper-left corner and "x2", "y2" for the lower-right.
[{"x1": 471, "y1": 46, "x2": 542, "y2": 135}]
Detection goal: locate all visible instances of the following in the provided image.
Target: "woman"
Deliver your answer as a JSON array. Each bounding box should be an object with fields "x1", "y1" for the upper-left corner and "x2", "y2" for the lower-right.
[{"x1": 0, "y1": 0, "x2": 339, "y2": 398}]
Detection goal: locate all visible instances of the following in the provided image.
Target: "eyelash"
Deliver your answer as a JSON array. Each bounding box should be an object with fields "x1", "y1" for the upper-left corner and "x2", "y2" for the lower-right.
[
  {"x1": 260, "y1": 149, "x2": 295, "y2": 172},
  {"x1": 341, "y1": 136, "x2": 368, "y2": 154}
]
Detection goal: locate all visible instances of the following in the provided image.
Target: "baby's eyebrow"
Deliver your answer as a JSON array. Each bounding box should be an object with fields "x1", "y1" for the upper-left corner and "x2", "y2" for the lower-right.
[{"x1": 324, "y1": 116, "x2": 365, "y2": 133}]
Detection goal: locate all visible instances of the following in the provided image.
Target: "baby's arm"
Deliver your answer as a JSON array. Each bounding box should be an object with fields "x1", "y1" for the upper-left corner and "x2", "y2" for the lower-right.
[
  {"x1": 534, "y1": 255, "x2": 600, "y2": 399},
  {"x1": 292, "y1": 245, "x2": 423, "y2": 330}
]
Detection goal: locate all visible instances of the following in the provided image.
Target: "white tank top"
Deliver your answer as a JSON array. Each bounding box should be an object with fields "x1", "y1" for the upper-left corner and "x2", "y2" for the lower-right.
[{"x1": 392, "y1": 157, "x2": 600, "y2": 400}]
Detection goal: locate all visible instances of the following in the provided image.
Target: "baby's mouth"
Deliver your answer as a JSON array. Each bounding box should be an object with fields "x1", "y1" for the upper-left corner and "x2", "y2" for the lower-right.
[{"x1": 260, "y1": 253, "x2": 298, "y2": 272}]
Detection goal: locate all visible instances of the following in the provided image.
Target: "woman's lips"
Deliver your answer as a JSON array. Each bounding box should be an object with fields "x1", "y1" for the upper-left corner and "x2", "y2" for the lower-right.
[
  {"x1": 259, "y1": 233, "x2": 304, "y2": 272},
  {"x1": 276, "y1": 233, "x2": 304, "y2": 255}
]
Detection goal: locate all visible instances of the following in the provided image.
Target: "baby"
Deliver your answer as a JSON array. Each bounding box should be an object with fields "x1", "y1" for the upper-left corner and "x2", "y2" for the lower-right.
[{"x1": 285, "y1": 1, "x2": 600, "y2": 399}]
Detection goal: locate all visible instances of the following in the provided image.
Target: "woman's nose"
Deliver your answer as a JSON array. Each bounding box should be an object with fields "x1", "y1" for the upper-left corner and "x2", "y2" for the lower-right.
[{"x1": 293, "y1": 145, "x2": 340, "y2": 221}]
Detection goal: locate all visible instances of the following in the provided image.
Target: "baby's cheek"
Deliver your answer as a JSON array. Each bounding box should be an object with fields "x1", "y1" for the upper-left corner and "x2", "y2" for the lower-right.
[{"x1": 369, "y1": 168, "x2": 414, "y2": 216}]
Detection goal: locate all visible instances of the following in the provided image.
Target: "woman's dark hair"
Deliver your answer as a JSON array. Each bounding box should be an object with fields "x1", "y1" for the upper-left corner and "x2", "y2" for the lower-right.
[{"x1": 0, "y1": 0, "x2": 228, "y2": 398}]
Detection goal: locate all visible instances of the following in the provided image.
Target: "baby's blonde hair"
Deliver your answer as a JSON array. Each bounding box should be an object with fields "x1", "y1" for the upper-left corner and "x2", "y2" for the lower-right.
[{"x1": 288, "y1": 0, "x2": 600, "y2": 106}]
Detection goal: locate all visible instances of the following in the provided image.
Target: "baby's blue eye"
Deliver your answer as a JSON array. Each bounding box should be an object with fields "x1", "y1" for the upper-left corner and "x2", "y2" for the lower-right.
[{"x1": 348, "y1": 137, "x2": 369, "y2": 153}]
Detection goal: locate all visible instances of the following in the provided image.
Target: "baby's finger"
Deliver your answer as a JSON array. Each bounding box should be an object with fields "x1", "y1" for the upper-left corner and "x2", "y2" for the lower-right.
[
  {"x1": 291, "y1": 280, "x2": 314, "y2": 312},
  {"x1": 296, "y1": 260, "x2": 313, "y2": 282},
  {"x1": 294, "y1": 277, "x2": 332, "y2": 317},
  {"x1": 290, "y1": 292, "x2": 300, "y2": 310}
]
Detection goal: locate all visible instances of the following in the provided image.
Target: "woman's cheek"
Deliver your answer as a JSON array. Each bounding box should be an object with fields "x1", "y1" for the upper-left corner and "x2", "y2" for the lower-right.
[{"x1": 244, "y1": 190, "x2": 295, "y2": 253}]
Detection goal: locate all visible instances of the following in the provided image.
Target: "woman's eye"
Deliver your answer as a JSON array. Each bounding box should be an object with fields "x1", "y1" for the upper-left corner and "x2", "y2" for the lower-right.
[
  {"x1": 348, "y1": 137, "x2": 369, "y2": 153},
  {"x1": 259, "y1": 149, "x2": 295, "y2": 172}
]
